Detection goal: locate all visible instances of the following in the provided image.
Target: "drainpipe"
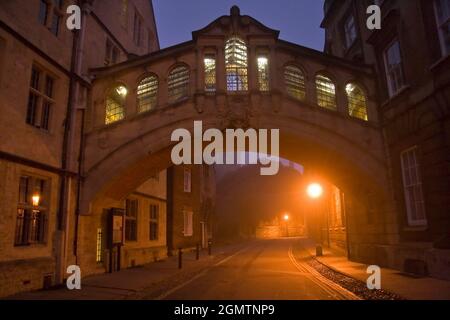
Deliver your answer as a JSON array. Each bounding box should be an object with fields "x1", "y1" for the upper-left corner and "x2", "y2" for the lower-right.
[
  {"x1": 72, "y1": 0, "x2": 90, "y2": 266},
  {"x1": 56, "y1": 0, "x2": 89, "y2": 284}
]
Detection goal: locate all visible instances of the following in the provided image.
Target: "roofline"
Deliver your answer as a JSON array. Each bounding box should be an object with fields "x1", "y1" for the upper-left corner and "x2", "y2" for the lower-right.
[
  {"x1": 90, "y1": 40, "x2": 195, "y2": 78},
  {"x1": 320, "y1": 0, "x2": 339, "y2": 28},
  {"x1": 149, "y1": 0, "x2": 160, "y2": 50},
  {"x1": 277, "y1": 39, "x2": 373, "y2": 74},
  {"x1": 192, "y1": 14, "x2": 280, "y2": 40}
]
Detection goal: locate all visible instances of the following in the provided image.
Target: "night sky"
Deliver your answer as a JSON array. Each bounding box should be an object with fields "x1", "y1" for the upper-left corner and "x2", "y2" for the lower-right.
[{"x1": 152, "y1": 0, "x2": 325, "y2": 51}]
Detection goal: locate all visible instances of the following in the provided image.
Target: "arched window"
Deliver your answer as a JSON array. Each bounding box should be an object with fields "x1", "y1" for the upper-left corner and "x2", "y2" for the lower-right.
[
  {"x1": 105, "y1": 84, "x2": 127, "y2": 124},
  {"x1": 137, "y1": 75, "x2": 158, "y2": 113},
  {"x1": 257, "y1": 56, "x2": 269, "y2": 91},
  {"x1": 168, "y1": 65, "x2": 189, "y2": 103},
  {"x1": 284, "y1": 65, "x2": 306, "y2": 101},
  {"x1": 315, "y1": 75, "x2": 336, "y2": 110},
  {"x1": 225, "y1": 37, "x2": 248, "y2": 91},
  {"x1": 346, "y1": 83, "x2": 368, "y2": 121}
]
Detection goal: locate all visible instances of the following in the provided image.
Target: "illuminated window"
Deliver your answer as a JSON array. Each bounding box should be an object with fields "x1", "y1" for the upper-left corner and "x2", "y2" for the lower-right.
[
  {"x1": 204, "y1": 55, "x2": 216, "y2": 92},
  {"x1": 105, "y1": 85, "x2": 127, "y2": 124},
  {"x1": 434, "y1": 0, "x2": 450, "y2": 56},
  {"x1": 168, "y1": 65, "x2": 189, "y2": 103},
  {"x1": 15, "y1": 176, "x2": 48, "y2": 246},
  {"x1": 284, "y1": 65, "x2": 306, "y2": 101},
  {"x1": 400, "y1": 147, "x2": 427, "y2": 226},
  {"x1": 257, "y1": 56, "x2": 269, "y2": 91},
  {"x1": 137, "y1": 75, "x2": 158, "y2": 113},
  {"x1": 346, "y1": 83, "x2": 368, "y2": 121},
  {"x1": 96, "y1": 228, "x2": 103, "y2": 263},
  {"x1": 315, "y1": 75, "x2": 336, "y2": 110},
  {"x1": 225, "y1": 37, "x2": 248, "y2": 91}
]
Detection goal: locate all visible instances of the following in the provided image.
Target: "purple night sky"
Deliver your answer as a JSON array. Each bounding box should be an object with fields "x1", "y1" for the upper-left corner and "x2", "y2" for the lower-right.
[{"x1": 152, "y1": 0, "x2": 325, "y2": 51}]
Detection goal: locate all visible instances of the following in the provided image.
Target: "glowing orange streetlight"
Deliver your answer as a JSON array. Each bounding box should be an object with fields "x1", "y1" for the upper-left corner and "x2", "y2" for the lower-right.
[
  {"x1": 283, "y1": 214, "x2": 290, "y2": 221},
  {"x1": 307, "y1": 183, "x2": 323, "y2": 199}
]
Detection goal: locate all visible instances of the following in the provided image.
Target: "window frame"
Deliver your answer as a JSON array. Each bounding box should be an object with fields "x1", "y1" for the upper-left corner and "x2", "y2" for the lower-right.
[
  {"x1": 284, "y1": 64, "x2": 306, "y2": 101},
  {"x1": 345, "y1": 82, "x2": 369, "y2": 121},
  {"x1": 183, "y1": 168, "x2": 192, "y2": 193},
  {"x1": 15, "y1": 175, "x2": 50, "y2": 246},
  {"x1": 315, "y1": 74, "x2": 337, "y2": 111},
  {"x1": 105, "y1": 84, "x2": 127, "y2": 125},
  {"x1": 204, "y1": 54, "x2": 217, "y2": 93},
  {"x1": 149, "y1": 204, "x2": 159, "y2": 241},
  {"x1": 26, "y1": 65, "x2": 55, "y2": 131},
  {"x1": 183, "y1": 209, "x2": 193, "y2": 237},
  {"x1": 133, "y1": 8, "x2": 143, "y2": 47},
  {"x1": 434, "y1": 0, "x2": 450, "y2": 57},
  {"x1": 38, "y1": 0, "x2": 64, "y2": 37},
  {"x1": 383, "y1": 38, "x2": 406, "y2": 97},
  {"x1": 125, "y1": 199, "x2": 138, "y2": 242},
  {"x1": 167, "y1": 65, "x2": 190, "y2": 103},
  {"x1": 137, "y1": 74, "x2": 158, "y2": 113},
  {"x1": 344, "y1": 14, "x2": 357, "y2": 49},
  {"x1": 257, "y1": 55, "x2": 270, "y2": 92},
  {"x1": 225, "y1": 37, "x2": 249, "y2": 92},
  {"x1": 400, "y1": 146, "x2": 427, "y2": 227}
]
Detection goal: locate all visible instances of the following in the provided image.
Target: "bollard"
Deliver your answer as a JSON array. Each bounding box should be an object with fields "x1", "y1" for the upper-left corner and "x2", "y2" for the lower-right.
[
  {"x1": 208, "y1": 240, "x2": 212, "y2": 256},
  {"x1": 178, "y1": 248, "x2": 183, "y2": 269},
  {"x1": 316, "y1": 244, "x2": 323, "y2": 257},
  {"x1": 196, "y1": 243, "x2": 200, "y2": 260}
]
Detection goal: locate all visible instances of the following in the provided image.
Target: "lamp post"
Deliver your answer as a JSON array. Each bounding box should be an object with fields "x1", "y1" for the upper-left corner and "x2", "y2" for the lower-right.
[
  {"x1": 283, "y1": 213, "x2": 289, "y2": 237},
  {"x1": 306, "y1": 183, "x2": 324, "y2": 256}
]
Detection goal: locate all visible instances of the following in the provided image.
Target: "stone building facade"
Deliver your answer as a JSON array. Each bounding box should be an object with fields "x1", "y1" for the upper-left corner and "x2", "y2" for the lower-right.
[
  {"x1": 0, "y1": 0, "x2": 166, "y2": 297},
  {"x1": 322, "y1": 0, "x2": 450, "y2": 278}
]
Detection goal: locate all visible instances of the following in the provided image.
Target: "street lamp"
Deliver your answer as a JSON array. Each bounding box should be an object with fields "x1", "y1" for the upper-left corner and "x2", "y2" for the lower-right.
[
  {"x1": 306, "y1": 183, "x2": 324, "y2": 256},
  {"x1": 283, "y1": 213, "x2": 290, "y2": 237},
  {"x1": 307, "y1": 183, "x2": 323, "y2": 199}
]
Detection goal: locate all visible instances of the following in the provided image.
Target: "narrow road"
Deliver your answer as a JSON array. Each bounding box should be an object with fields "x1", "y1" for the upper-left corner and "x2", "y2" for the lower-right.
[{"x1": 157, "y1": 238, "x2": 359, "y2": 300}]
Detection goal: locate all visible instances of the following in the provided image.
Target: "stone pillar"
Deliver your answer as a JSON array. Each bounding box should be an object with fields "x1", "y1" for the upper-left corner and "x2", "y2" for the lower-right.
[
  {"x1": 248, "y1": 45, "x2": 257, "y2": 92},
  {"x1": 336, "y1": 83, "x2": 349, "y2": 116},
  {"x1": 216, "y1": 45, "x2": 226, "y2": 94}
]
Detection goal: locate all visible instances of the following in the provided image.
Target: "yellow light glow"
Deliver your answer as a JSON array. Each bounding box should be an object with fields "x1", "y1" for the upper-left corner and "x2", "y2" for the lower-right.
[
  {"x1": 307, "y1": 183, "x2": 323, "y2": 199},
  {"x1": 116, "y1": 86, "x2": 128, "y2": 96},
  {"x1": 283, "y1": 214, "x2": 289, "y2": 221},
  {"x1": 32, "y1": 194, "x2": 40, "y2": 206}
]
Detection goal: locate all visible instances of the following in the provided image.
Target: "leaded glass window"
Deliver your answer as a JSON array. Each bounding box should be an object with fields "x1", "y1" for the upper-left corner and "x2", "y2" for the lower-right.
[
  {"x1": 137, "y1": 75, "x2": 158, "y2": 113},
  {"x1": 315, "y1": 75, "x2": 336, "y2": 110},
  {"x1": 168, "y1": 65, "x2": 189, "y2": 103},
  {"x1": 204, "y1": 55, "x2": 216, "y2": 92},
  {"x1": 105, "y1": 85, "x2": 127, "y2": 124},
  {"x1": 346, "y1": 83, "x2": 368, "y2": 121},
  {"x1": 225, "y1": 37, "x2": 248, "y2": 92},
  {"x1": 284, "y1": 65, "x2": 306, "y2": 101}
]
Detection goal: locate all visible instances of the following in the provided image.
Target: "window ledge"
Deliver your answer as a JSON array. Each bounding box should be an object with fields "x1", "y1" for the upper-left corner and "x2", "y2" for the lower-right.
[
  {"x1": 430, "y1": 54, "x2": 450, "y2": 71},
  {"x1": 403, "y1": 225, "x2": 428, "y2": 232},
  {"x1": 381, "y1": 85, "x2": 411, "y2": 108}
]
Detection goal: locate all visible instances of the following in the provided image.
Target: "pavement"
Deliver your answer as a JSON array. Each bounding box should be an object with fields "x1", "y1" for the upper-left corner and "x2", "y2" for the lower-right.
[
  {"x1": 300, "y1": 238, "x2": 450, "y2": 300},
  {"x1": 5, "y1": 238, "x2": 450, "y2": 300}
]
